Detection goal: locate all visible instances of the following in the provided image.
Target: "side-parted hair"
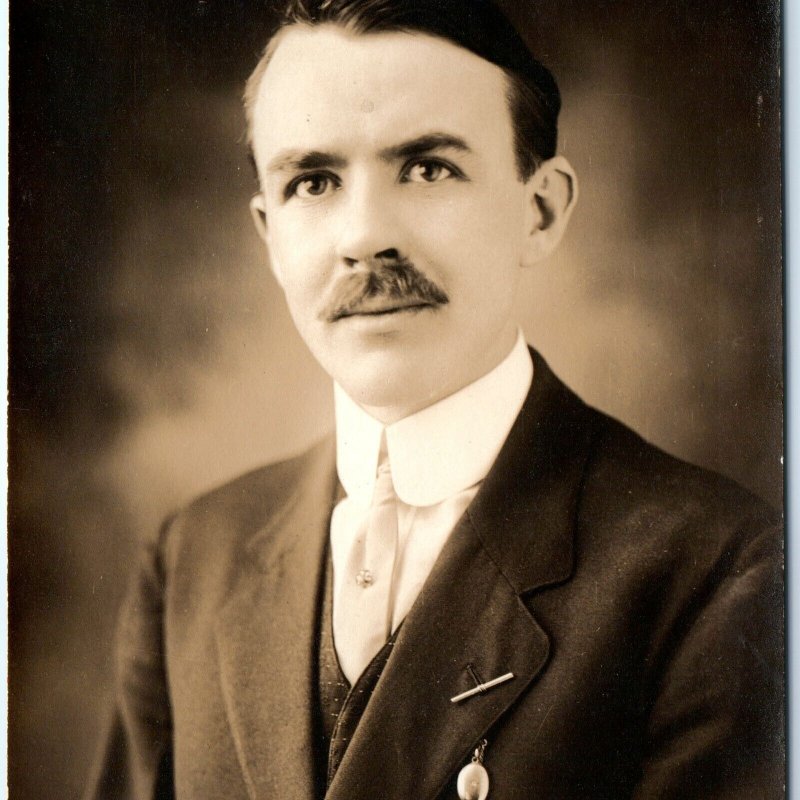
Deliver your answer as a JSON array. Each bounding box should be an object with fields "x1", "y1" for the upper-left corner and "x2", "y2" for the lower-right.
[{"x1": 243, "y1": 0, "x2": 561, "y2": 180}]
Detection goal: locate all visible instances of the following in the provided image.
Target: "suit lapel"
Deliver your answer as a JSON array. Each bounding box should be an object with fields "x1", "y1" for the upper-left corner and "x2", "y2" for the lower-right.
[
  {"x1": 327, "y1": 352, "x2": 598, "y2": 800},
  {"x1": 214, "y1": 438, "x2": 338, "y2": 800}
]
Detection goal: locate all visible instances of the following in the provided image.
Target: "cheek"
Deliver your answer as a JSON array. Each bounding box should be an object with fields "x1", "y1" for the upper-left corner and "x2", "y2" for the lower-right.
[
  {"x1": 267, "y1": 215, "x2": 330, "y2": 298},
  {"x1": 468, "y1": 185, "x2": 526, "y2": 250},
  {"x1": 410, "y1": 189, "x2": 525, "y2": 285}
]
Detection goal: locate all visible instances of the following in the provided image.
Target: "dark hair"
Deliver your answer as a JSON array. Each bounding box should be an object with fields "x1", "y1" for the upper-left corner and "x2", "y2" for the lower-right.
[{"x1": 244, "y1": 0, "x2": 561, "y2": 179}]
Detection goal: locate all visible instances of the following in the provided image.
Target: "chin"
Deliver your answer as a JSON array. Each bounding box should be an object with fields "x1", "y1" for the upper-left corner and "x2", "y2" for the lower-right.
[
  {"x1": 332, "y1": 357, "x2": 437, "y2": 420},
  {"x1": 344, "y1": 374, "x2": 424, "y2": 411}
]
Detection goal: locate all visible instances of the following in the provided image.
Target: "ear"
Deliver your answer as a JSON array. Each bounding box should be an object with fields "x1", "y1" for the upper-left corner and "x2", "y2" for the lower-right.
[
  {"x1": 521, "y1": 155, "x2": 578, "y2": 267},
  {"x1": 249, "y1": 193, "x2": 269, "y2": 243}
]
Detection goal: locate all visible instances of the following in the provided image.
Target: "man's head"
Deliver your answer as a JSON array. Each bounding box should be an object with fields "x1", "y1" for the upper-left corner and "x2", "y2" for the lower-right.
[{"x1": 246, "y1": 0, "x2": 577, "y2": 422}]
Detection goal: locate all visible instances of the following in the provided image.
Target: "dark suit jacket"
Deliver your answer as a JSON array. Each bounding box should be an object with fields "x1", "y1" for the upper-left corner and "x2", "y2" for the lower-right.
[{"x1": 86, "y1": 351, "x2": 783, "y2": 799}]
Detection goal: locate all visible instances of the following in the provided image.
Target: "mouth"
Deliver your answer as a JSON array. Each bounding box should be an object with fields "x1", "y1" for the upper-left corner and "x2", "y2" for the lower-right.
[{"x1": 332, "y1": 299, "x2": 438, "y2": 321}]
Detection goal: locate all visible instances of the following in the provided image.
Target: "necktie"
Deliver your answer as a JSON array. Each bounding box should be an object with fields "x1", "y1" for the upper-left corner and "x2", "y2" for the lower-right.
[{"x1": 333, "y1": 451, "x2": 399, "y2": 684}]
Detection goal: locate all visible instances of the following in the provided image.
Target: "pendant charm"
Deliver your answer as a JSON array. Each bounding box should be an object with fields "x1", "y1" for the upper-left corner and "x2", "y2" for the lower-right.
[{"x1": 457, "y1": 739, "x2": 490, "y2": 800}]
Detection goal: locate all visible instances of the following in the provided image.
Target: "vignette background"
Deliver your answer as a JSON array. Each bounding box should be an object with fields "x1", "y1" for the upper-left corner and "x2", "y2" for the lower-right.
[{"x1": 9, "y1": 1, "x2": 781, "y2": 796}]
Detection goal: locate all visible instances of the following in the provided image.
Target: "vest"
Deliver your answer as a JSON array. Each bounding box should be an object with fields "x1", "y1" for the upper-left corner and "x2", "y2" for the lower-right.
[{"x1": 315, "y1": 549, "x2": 399, "y2": 796}]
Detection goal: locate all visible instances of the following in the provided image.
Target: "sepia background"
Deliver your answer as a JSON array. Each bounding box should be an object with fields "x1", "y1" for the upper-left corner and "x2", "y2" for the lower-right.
[{"x1": 9, "y1": 0, "x2": 782, "y2": 797}]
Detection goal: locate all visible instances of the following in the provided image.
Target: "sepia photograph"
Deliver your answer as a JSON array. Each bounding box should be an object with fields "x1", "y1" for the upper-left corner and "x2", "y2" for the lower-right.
[{"x1": 9, "y1": 0, "x2": 783, "y2": 797}]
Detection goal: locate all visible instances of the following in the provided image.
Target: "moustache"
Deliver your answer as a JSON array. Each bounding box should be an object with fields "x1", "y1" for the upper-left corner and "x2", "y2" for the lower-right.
[{"x1": 320, "y1": 259, "x2": 449, "y2": 323}]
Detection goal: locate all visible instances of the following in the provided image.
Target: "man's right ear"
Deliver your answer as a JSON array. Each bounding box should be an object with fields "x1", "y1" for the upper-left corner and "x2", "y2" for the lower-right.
[{"x1": 249, "y1": 193, "x2": 269, "y2": 243}]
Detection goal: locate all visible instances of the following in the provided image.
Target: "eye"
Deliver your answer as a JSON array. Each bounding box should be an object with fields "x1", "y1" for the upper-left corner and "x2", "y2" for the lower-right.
[
  {"x1": 401, "y1": 159, "x2": 459, "y2": 184},
  {"x1": 286, "y1": 172, "x2": 339, "y2": 200}
]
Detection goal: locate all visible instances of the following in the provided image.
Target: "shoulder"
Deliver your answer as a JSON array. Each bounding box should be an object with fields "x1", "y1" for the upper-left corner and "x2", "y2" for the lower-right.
[
  {"x1": 180, "y1": 435, "x2": 334, "y2": 524},
  {"x1": 575, "y1": 404, "x2": 781, "y2": 594},
  {"x1": 156, "y1": 435, "x2": 336, "y2": 580},
  {"x1": 524, "y1": 348, "x2": 780, "y2": 589},
  {"x1": 528, "y1": 348, "x2": 779, "y2": 543},
  {"x1": 583, "y1": 407, "x2": 779, "y2": 530}
]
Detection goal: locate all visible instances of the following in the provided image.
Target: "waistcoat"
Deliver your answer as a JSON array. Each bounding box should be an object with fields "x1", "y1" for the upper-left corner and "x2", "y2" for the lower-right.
[{"x1": 316, "y1": 550, "x2": 400, "y2": 795}]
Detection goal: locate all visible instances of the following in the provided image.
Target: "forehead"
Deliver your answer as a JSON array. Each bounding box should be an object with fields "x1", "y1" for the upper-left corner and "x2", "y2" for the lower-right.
[{"x1": 251, "y1": 25, "x2": 515, "y2": 166}]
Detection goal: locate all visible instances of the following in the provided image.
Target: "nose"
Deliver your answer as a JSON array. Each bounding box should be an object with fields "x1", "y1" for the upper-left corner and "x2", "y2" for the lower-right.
[{"x1": 334, "y1": 177, "x2": 402, "y2": 267}]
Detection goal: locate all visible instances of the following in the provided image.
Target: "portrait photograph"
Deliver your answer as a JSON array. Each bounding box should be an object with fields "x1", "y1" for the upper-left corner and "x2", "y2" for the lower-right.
[{"x1": 9, "y1": 0, "x2": 784, "y2": 797}]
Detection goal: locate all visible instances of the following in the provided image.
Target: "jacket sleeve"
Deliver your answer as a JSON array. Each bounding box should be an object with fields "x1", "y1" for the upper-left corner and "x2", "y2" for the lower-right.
[
  {"x1": 83, "y1": 521, "x2": 175, "y2": 800},
  {"x1": 632, "y1": 518, "x2": 784, "y2": 800}
]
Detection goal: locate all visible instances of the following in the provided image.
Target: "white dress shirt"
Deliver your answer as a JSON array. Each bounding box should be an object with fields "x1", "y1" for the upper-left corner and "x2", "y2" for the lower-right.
[{"x1": 330, "y1": 332, "x2": 533, "y2": 683}]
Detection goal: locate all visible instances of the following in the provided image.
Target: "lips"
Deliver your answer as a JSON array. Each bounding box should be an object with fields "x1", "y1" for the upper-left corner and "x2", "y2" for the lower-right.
[{"x1": 334, "y1": 297, "x2": 436, "y2": 320}]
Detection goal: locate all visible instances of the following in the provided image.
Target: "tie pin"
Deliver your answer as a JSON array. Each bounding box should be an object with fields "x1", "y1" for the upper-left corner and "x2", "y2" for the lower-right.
[{"x1": 450, "y1": 671, "x2": 515, "y2": 703}]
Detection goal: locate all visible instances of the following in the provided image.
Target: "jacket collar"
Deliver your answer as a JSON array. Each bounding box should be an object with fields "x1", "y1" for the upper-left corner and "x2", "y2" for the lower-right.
[{"x1": 468, "y1": 348, "x2": 596, "y2": 595}]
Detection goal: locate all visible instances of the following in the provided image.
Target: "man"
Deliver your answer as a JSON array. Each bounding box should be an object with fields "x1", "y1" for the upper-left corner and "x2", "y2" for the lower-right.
[{"x1": 86, "y1": 0, "x2": 783, "y2": 798}]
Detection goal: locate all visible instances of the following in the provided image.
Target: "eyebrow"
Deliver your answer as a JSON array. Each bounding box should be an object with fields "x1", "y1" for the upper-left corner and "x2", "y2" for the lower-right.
[
  {"x1": 264, "y1": 150, "x2": 347, "y2": 175},
  {"x1": 378, "y1": 133, "x2": 472, "y2": 162},
  {"x1": 264, "y1": 133, "x2": 472, "y2": 176}
]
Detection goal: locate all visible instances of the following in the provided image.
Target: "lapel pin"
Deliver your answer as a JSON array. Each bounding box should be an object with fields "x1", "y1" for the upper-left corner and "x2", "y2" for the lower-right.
[
  {"x1": 450, "y1": 671, "x2": 514, "y2": 704},
  {"x1": 457, "y1": 738, "x2": 490, "y2": 800}
]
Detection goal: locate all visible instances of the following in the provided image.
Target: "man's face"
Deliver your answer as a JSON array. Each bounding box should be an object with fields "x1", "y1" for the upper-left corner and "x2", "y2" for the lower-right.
[{"x1": 250, "y1": 25, "x2": 534, "y2": 420}]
